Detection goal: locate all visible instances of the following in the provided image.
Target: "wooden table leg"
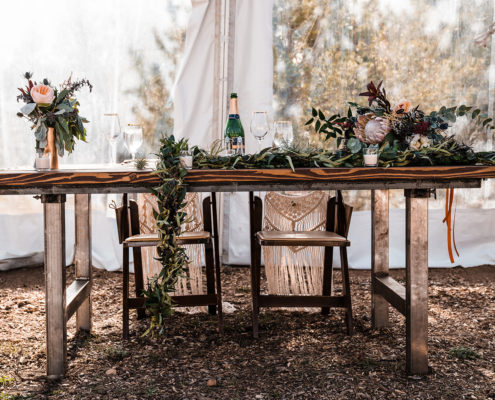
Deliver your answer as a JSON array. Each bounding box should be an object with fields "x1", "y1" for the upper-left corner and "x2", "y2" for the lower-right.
[
  {"x1": 405, "y1": 189, "x2": 429, "y2": 375},
  {"x1": 371, "y1": 189, "x2": 390, "y2": 328},
  {"x1": 74, "y1": 194, "x2": 92, "y2": 332},
  {"x1": 42, "y1": 194, "x2": 67, "y2": 379}
]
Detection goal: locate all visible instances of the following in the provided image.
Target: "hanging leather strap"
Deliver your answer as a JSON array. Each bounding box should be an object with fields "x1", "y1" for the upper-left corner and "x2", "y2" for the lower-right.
[{"x1": 442, "y1": 188, "x2": 459, "y2": 263}]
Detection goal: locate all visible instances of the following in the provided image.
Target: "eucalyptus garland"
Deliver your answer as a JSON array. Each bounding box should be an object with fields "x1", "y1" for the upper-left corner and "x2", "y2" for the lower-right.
[
  {"x1": 189, "y1": 138, "x2": 495, "y2": 170},
  {"x1": 144, "y1": 134, "x2": 495, "y2": 335},
  {"x1": 142, "y1": 135, "x2": 189, "y2": 336}
]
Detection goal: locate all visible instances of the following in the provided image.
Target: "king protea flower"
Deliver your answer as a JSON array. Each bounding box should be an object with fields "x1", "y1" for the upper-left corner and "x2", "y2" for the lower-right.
[{"x1": 353, "y1": 113, "x2": 390, "y2": 144}]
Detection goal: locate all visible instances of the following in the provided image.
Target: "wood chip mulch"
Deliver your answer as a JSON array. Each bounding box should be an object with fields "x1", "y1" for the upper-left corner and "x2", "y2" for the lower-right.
[{"x1": 0, "y1": 265, "x2": 494, "y2": 400}]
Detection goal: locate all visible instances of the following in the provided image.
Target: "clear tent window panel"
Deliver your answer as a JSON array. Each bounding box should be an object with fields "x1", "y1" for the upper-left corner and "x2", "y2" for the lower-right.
[
  {"x1": 0, "y1": 1, "x2": 190, "y2": 267},
  {"x1": 0, "y1": 0, "x2": 190, "y2": 168},
  {"x1": 273, "y1": 0, "x2": 495, "y2": 208}
]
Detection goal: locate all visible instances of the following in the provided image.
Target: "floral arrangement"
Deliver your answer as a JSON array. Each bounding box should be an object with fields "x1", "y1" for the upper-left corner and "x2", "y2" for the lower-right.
[
  {"x1": 17, "y1": 72, "x2": 92, "y2": 155},
  {"x1": 306, "y1": 81, "x2": 495, "y2": 166}
]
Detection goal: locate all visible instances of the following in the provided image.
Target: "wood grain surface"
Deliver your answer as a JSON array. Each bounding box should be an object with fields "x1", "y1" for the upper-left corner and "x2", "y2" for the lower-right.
[{"x1": 0, "y1": 165, "x2": 494, "y2": 194}]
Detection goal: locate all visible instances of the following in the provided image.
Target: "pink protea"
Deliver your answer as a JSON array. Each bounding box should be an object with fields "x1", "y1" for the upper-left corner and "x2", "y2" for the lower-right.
[{"x1": 353, "y1": 113, "x2": 390, "y2": 144}]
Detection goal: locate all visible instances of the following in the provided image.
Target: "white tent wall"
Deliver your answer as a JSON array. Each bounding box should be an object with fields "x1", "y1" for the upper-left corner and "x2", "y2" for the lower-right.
[{"x1": 2, "y1": 1, "x2": 495, "y2": 271}]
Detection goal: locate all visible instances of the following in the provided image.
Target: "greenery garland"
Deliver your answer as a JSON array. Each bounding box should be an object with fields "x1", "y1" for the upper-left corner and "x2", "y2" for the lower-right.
[
  {"x1": 142, "y1": 135, "x2": 189, "y2": 336},
  {"x1": 144, "y1": 134, "x2": 495, "y2": 335},
  {"x1": 188, "y1": 139, "x2": 495, "y2": 170}
]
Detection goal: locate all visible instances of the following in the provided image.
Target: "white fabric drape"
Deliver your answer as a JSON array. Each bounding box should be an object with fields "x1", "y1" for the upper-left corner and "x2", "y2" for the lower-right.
[{"x1": 172, "y1": 0, "x2": 216, "y2": 149}]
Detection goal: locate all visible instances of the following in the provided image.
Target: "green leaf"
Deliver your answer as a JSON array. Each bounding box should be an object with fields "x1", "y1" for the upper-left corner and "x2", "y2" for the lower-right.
[
  {"x1": 315, "y1": 120, "x2": 321, "y2": 132},
  {"x1": 312, "y1": 107, "x2": 317, "y2": 117},
  {"x1": 305, "y1": 118, "x2": 314, "y2": 126},
  {"x1": 21, "y1": 103, "x2": 36, "y2": 115},
  {"x1": 55, "y1": 89, "x2": 69, "y2": 104},
  {"x1": 483, "y1": 118, "x2": 492, "y2": 127},
  {"x1": 57, "y1": 103, "x2": 74, "y2": 113},
  {"x1": 472, "y1": 109, "x2": 481, "y2": 119},
  {"x1": 347, "y1": 137, "x2": 362, "y2": 154},
  {"x1": 318, "y1": 109, "x2": 325, "y2": 120},
  {"x1": 285, "y1": 155, "x2": 295, "y2": 172}
]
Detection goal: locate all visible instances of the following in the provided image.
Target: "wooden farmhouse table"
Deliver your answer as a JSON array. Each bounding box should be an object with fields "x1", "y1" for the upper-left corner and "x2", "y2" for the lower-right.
[{"x1": 1, "y1": 164, "x2": 495, "y2": 378}]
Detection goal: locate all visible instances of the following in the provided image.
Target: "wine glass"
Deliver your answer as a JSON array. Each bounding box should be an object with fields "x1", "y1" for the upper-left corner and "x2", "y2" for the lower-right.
[
  {"x1": 273, "y1": 121, "x2": 294, "y2": 148},
  {"x1": 250, "y1": 111, "x2": 269, "y2": 152},
  {"x1": 103, "y1": 113, "x2": 121, "y2": 164},
  {"x1": 123, "y1": 124, "x2": 143, "y2": 160}
]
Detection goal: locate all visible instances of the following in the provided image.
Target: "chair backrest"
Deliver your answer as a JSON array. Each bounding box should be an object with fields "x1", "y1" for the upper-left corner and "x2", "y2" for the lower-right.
[
  {"x1": 260, "y1": 190, "x2": 352, "y2": 237},
  {"x1": 114, "y1": 193, "x2": 206, "y2": 243},
  {"x1": 326, "y1": 192, "x2": 353, "y2": 238},
  {"x1": 263, "y1": 191, "x2": 329, "y2": 233}
]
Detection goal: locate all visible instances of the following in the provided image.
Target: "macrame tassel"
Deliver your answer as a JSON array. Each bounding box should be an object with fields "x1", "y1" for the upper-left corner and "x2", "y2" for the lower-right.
[{"x1": 443, "y1": 188, "x2": 459, "y2": 263}]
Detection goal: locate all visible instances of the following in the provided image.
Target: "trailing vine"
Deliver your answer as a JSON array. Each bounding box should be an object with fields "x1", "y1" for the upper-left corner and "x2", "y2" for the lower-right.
[{"x1": 142, "y1": 135, "x2": 189, "y2": 336}]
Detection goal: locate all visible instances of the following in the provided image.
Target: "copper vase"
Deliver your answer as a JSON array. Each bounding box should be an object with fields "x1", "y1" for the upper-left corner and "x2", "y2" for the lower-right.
[{"x1": 43, "y1": 127, "x2": 59, "y2": 169}]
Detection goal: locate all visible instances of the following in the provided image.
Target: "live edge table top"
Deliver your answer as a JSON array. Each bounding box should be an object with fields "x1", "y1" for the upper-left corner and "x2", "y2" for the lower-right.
[{"x1": 1, "y1": 164, "x2": 495, "y2": 195}]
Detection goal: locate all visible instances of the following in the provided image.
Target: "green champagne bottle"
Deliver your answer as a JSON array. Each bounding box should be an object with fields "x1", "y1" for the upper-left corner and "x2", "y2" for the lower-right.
[{"x1": 224, "y1": 93, "x2": 245, "y2": 154}]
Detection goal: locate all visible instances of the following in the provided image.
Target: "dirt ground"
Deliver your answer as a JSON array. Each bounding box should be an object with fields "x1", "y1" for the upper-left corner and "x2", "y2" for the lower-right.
[{"x1": 0, "y1": 264, "x2": 494, "y2": 400}]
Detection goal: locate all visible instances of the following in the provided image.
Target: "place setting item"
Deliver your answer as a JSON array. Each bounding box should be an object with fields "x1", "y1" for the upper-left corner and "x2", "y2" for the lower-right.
[
  {"x1": 250, "y1": 111, "x2": 270, "y2": 151},
  {"x1": 273, "y1": 120, "x2": 294, "y2": 149},
  {"x1": 224, "y1": 92, "x2": 245, "y2": 155},
  {"x1": 103, "y1": 113, "x2": 122, "y2": 165},
  {"x1": 123, "y1": 124, "x2": 143, "y2": 161},
  {"x1": 363, "y1": 145, "x2": 379, "y2": 167}
]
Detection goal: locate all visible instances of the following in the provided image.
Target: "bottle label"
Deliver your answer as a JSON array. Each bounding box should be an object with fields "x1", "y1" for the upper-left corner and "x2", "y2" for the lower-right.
[{"x1": 228, "y1": 114, "x2": 240, "y2": 120}]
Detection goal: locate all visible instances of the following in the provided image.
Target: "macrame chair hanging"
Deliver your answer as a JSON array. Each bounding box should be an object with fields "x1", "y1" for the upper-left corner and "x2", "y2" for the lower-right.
[
  {"x1": 137, "y1": 192, "x2": 204, "y2": 296},
  {"x1": 262, "y1": 191, "x2": 330, "y2": 296}
]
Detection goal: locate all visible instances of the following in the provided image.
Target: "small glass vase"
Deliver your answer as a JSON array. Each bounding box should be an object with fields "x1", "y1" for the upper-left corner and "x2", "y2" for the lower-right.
[
  {"x1": 179, "y1": 154, "x2": 193, "y2": 169},
  {"x1": 35, "y1": 150, "x2": 50, "y2": 170},
  {"x1": 363, "y1": 147, "x2": 379, "y2": 167}
]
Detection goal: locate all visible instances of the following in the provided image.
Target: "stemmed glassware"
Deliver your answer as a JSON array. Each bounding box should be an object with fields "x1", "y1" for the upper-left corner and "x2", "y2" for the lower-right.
[
  {"x1": 103, "y1": 113, "x2": 121, "y2": 164},
  {"x1": 273, "y1": 121, "x2": 294, "y2": 148},
  {"x1": 250, "y1": 111, "x2": 270, "y2": 152},
  {"x1": 123, "y1": 124, "x2": 143, "y2": 160}
]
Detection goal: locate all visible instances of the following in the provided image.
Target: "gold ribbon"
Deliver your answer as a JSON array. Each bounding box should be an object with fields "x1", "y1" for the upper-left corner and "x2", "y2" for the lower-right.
[{"x1": 443, "y1": 188, "x2": 459, "y2": 263}]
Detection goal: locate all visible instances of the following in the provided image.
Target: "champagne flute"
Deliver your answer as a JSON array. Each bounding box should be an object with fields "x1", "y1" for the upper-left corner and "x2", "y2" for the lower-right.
[
  {"x1": 123, "y1": 124, "x2": 143, "y2": 160},
  {"x1": 103, "y1": 113, "x2": 121, "y2": 164},
  {"x1": 250, "y1": 111, "x2": 269, "y2": 152},
  {"x1": 273, "y1": 120, "x2": 294, "y2": 148}
]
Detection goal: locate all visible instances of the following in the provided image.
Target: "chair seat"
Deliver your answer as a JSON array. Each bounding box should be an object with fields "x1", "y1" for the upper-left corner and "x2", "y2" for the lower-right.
[
  {"x1": 124, "y1": 231, "x2": 211, "y2": 247},
  {"x1": 256, "y1": 230, "x2": 349, "y2": 247}
]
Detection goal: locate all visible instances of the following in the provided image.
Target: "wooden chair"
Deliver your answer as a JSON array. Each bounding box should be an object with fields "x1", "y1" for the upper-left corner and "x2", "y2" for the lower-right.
[
  {"x1": 117, "y1": 193, "x2": 223, "y2": 338},
  {"x1": 249, "y1": 191, "x2": 353, "y2": 338}
]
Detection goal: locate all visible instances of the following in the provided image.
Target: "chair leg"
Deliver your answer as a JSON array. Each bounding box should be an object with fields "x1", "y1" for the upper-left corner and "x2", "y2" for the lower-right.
[
  {"x1": 340, "y1": 246, "x2": 353, "y2": 335},
  {"x1": 321, "y1": 247, "x2": 334, "y2": 315},
  {"x1": 214, "y1": 247, "x2": 224, "y2": 335},
  {"x1": 205, "y1": 242, "x2": 216, "y2": 316},
  {"x1": 123, "y1": 245, "x2": 130, "y2": 340},
  {"x1": 132, "y1": 247, "x2": 146, "y2": 320},
  {"x1": 249, "y1": 192, "x2": 263, "y2": 339},
  {"x1": 251, "y1": 239, "x2": 261, "y2": 339},
  {"x1": 210, "y1": 193, "x2": 223, "y2": 334}
]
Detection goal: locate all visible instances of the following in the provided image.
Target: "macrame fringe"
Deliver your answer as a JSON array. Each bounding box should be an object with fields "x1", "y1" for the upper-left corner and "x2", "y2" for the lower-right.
[
  {"x1": 263, "y1": 191, "x2": 329, "y2": 303},
  {"x1": 137, "y1": 193, "x2": 205, "y2": 311}
]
